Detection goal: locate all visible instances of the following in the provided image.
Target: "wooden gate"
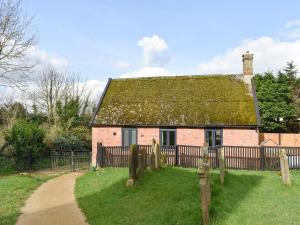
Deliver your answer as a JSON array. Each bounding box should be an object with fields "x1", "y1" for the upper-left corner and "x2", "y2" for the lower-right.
[{"x1": 51, "y1": 150, "x2": 91, "y2": 171}]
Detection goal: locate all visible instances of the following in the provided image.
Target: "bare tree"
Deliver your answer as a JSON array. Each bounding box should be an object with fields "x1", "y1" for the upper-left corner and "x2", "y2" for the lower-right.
[
  {"x1": 32, "y1": 67, "x2": 93, "y2": 127},
  {"x1": 33, "y1": 67, "x2": 67, "y2": 124},
  {"x1": 66, "y1": 73, "x2": 92, "y2": 114},
  {"x1": 0, "y1": 0, "x2": 37, "y2": 89}
]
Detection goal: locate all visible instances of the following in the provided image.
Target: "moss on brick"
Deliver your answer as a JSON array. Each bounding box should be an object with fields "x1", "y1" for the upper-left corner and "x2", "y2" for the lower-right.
[{"x1": 95, "y1": 75, "x2": 257, "y2": 126}]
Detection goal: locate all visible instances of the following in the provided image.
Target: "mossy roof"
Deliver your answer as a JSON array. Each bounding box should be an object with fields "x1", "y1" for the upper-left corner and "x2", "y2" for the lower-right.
[{"x1": 94, "y1": 75, "x2": 258, "y2": 127}]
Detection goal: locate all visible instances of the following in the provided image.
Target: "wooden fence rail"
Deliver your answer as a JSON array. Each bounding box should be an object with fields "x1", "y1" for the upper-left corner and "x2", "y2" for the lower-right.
[{"x1": 96, "y1": 144, "x2": 300, "y2": 170}]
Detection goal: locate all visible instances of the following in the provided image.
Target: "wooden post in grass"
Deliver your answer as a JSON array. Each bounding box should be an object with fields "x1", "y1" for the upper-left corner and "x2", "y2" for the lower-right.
[
  {"x1": 280, "y1": 148, "x2": 291, "y2": 186},
  {"x1": 199, "y1": 171, "x2": 209, "y2": 225},
  {"x1": 127, "y1": 144, "x2": 138, "y2": 187},
  {"x1": 137, "y1": 148, "x2": 145, "y2": 177},
  {"x1": 149, "y1": 152, "x2": 156, "y2": 170},
  {"x1": 197, "y1": 158, "x2": 203, "y2": 172},
  {"x1": 154, "y1": 143, "x2": 161, "y2": 169},
  {"x1": 203, "y1": 159, "x2": 211, "y2": 206},
  {"x1": 218, "y1": 147, "x2": 225, "y2": 185},
  {"x1": 198, "y1": 143, "x2": 211, "y2": 225},
  {"x1": 202, "y1": 143, "x2": 211, "y2": 205},
  {"x1": 198, "y1": 159, "x2": 210, "y2": 225}
]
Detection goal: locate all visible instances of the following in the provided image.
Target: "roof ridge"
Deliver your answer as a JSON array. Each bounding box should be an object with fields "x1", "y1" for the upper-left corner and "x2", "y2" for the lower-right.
[{"x1": 113, "y1": 74, "x2": 243, "y2": 81}]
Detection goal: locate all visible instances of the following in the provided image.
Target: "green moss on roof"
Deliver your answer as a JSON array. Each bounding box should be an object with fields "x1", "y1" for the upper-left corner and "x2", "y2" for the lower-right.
[{"x1": 95, "y1": 75, "x2": 257, "y2": 126}]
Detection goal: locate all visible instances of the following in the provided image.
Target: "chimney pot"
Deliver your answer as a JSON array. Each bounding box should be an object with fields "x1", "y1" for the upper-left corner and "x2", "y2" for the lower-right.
[{"x1": 242, "y1": 52, "x2": 254, "y2": 75}]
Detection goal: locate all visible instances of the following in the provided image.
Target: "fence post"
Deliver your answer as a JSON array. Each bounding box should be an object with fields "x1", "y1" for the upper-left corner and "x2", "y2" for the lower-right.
[
  {"x1": 102, "y1": 146, "x2": 106, "y2": 167},
  {"x1": 216, "y1": 148, "x2": 219, "y2": 168},
  {"x1": 175, "y1": 145, "x2": 179, "y2": 166},
  {"x1": 97, "y1": 143, "x2": 105, "y2": 168},
  {"x1": 260, "y1": 146, "x2": 265, "y2": 170},
  {"x1": 71, "y1": 151, "x2": 74, "y2": 172}
]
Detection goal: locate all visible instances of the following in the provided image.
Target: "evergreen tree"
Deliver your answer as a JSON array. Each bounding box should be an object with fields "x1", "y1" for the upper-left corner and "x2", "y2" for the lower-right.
[
  {"x1": 283, "y1": 61, "x2": 298, "y2": 82},
  {"x1": 255, "y1": 69, "x2": 298, "y2": 132}
]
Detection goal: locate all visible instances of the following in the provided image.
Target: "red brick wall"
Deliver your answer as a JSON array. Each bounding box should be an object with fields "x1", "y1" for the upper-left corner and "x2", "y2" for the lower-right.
[
  {"x1": 177, "y1": 128, "x2": 204, "y2": 146},
  {"x1": 223, "y1": 129, "x2": 259, "y2": 146},
  {"x1": 137, "y1": 128, "x2": 159, "y2": 145},
  {"x1": 92, "y1": 127, "x2": 261, "y2": 165},
  {"x1": 92, "y1": 127, "x2": 122, "y2": 165},
  {"x1": 260, "y1": 133, "x2": 300, "y2": 146}
]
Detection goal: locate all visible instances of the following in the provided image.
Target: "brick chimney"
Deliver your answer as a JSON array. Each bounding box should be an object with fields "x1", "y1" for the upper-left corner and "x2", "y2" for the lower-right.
[
  {"x1": 242, "y1": 51, "x2": 253, "y2": 75},
  {"x1": 242, "y1": 51, "x2": 254, "y2": 95}
]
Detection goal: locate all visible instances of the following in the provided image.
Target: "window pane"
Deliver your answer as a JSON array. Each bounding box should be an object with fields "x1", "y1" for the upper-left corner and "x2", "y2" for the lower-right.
[
  {"x1": 123, "y1": 129, "x2": 129, "y2": 146},
  {"x1": 215, "y1": 130, "x2": 222, "y2": 146},
  {"x1": 162, "y1": 130, "x2": 167, "y2": 146},
  {"x1": 131, "y1": 129, "x2": 137, "y2": 145},
  {"x1": 169, "y1": 131, "x2": 175, "y2": 146},
  {"x1": 205, "y1": 131, "x2": 213, "y2": 147}
]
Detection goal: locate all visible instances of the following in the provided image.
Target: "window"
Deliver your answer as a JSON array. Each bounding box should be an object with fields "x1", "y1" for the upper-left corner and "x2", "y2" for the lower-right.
[
  {"x1": 160, "y1": 129, "x2": 176, "y2": 146},
  {"x1": 122, "y1": 128, "x2": 137, "y2": 146},
  {"x1": 205, "y1": 129, "x2": 222, "y2": 147}
]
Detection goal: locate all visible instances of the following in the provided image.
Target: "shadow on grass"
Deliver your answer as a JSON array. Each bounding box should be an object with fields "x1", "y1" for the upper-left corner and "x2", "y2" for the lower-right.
[
  {"x1": 210, "y1": 171, "x2": 263, "y2": 224},
  {"x1": 76, "y1": 168, "x2": 263, "y2": 225}
]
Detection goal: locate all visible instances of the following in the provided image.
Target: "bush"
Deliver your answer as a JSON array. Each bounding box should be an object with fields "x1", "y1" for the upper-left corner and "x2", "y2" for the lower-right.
[
  {"x1": 49, "y1": 125, "x2": 91, "y2": 152},
  {"x1": 69, "y1": 126, "x2": 91, "y2": 149},
  {"x1": 5, "y1": 121, "x2": 45, "y2": 170},
  {"x1": 52, "y1": 132, "x2": 86, "y2": 151},
  {"x1": 0, "y1": 156, "x2": 16, "y2": 175}
]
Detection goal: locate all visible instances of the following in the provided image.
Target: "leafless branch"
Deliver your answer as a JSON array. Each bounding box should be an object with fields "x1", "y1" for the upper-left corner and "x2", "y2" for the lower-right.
[{"x1": 0, "y1": 0, "x2": 37, "y2": 89}]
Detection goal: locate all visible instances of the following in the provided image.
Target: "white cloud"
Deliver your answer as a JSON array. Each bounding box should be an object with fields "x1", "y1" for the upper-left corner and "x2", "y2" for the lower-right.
[
  {"x1": 198, "y1": 36, "x2": 300, "y2": 74},
  {"x1": 138, "y1": 35, "x2": 170, "y2": 66},
  {"x1": 120, "y1": 67, "x2": 171, "y2": 78},
  {"x1": 27, "y1": 46, "x2": 69, "y2": 70},
  {"x1": 84, "y1": 79, "x2": 107, "y2": 101},
  {"x1": 118, "y1": 35, "x2": 172, "y2": 78},
  {"x1": 113, "y1": 60, "x2": 130, "y2": 69},
  {"x1": 284, "y1": 20, "x2": 300, "y2": 40}
]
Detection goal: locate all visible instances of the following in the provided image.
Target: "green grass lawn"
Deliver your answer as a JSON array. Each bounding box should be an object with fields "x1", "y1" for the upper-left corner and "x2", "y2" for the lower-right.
[
  {"x1": 0, "y1": 174, "x2": 52, "y2": 225},
  {"x1": 76, "y1": 167, "x2": 300, "y2": 225}
]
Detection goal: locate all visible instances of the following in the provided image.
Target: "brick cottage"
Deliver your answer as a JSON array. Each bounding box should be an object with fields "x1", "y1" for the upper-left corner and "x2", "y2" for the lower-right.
[{"x1": 90, "y1": 52, "x2": 261, "y2": 166}]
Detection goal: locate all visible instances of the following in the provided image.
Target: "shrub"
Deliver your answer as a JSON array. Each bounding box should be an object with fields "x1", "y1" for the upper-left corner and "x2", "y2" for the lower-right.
[
  {"x1": 43, "y1": 124, "x2": 91, "y2": 152},
  {"x1": 4, "y1": 121, "x2": 45, "y2": 170},
  {"x1": 68, "y1": 126, "x2": 91, "y2": 149},
  {"x1": 52, "y1": 132, "x2": 86, "y2": 151}
]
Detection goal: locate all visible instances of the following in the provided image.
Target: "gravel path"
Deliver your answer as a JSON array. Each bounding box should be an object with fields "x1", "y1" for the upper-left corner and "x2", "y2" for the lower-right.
[{"x1": 16, "y1": 172, "x2": 88, "y2": 225}]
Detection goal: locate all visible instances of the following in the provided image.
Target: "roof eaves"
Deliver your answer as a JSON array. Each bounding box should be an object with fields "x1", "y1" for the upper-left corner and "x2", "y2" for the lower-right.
[
  {"x1": 251, "y1": 78, "x2": 261, "y2": 126},
  {"x1": 92, "y1": 123, "x2": 258, "y2": 129},
  {"x1": 89, "y1": 78, "x2": 112, "y2": 126}
]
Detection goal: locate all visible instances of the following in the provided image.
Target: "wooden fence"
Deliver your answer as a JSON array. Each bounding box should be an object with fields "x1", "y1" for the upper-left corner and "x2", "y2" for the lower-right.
[{"x1": 96, "y1": 144, "x2": 300, "y2": 170}]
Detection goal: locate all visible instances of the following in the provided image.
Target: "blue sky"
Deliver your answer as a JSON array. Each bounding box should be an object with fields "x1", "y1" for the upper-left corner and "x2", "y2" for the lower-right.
[{"x1": 22, "y1": 0, "x2": 300, "y2": 84}]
